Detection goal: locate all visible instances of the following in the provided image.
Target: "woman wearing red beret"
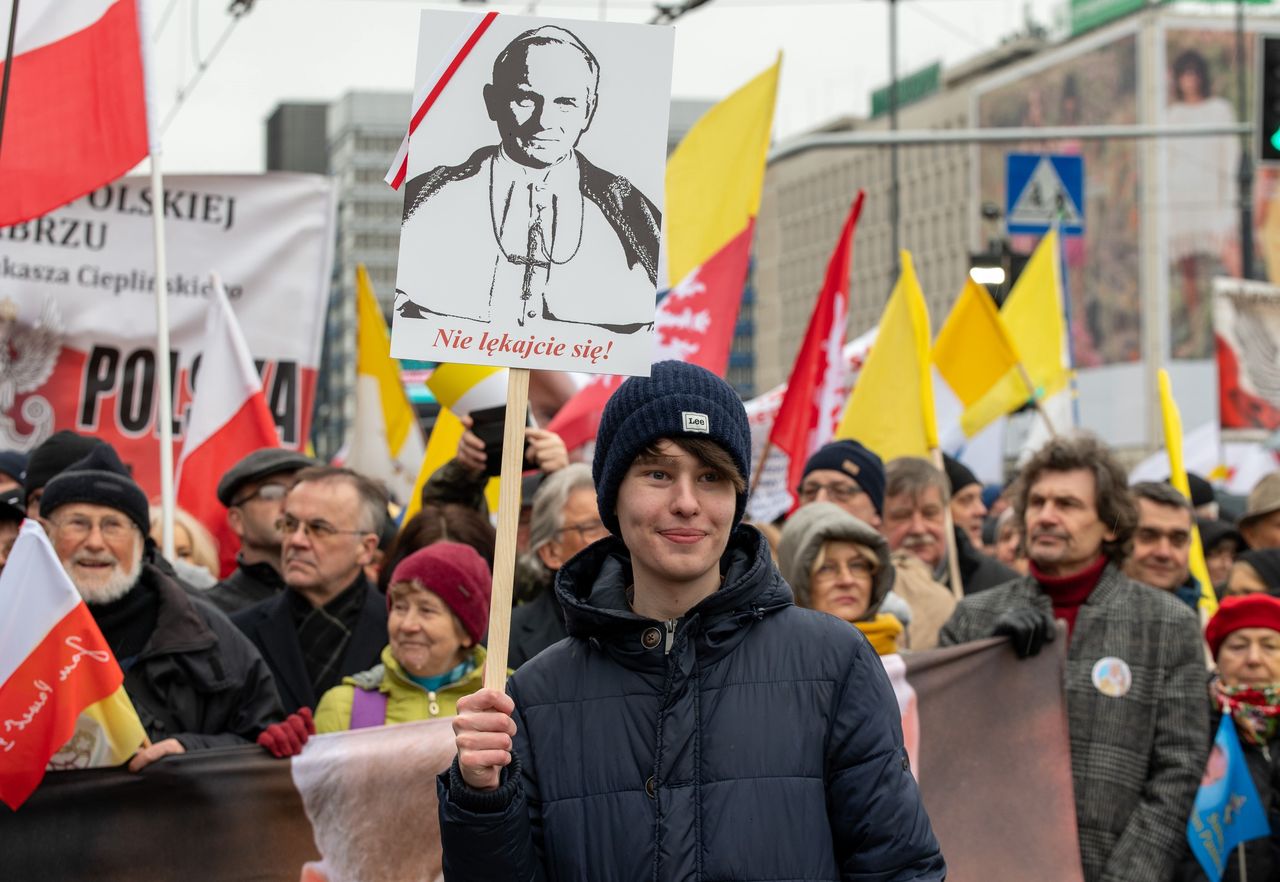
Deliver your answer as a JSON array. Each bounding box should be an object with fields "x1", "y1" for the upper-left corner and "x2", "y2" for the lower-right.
[
  {"x1": 1179, "y1": 594, "x2": 1280, "y2": 880},
  {"x1": 314, "y1": 542, "x2": 493, "y2": 732}
]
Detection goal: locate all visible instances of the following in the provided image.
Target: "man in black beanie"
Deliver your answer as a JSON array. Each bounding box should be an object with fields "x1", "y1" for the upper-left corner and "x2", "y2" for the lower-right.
[
  {"x1": 943, "y1": 454, "x2": 987, "y2": 550},
  {"x1": 438, "y1": 361, "x2": 944, "y2": 882},
  {"x1": 24, "y1": 429, "x2": 103, "y2": 518},
  {"x1": 795, "y1": 438, "x2": 885, "y2": 526},
  {"x1": 40, "y1": 444, "x2": 287, "y2": 770}
]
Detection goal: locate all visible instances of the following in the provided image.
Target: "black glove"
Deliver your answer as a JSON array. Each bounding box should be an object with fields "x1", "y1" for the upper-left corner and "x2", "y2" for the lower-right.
[{"x1": 992, "y1": 607, "x2": 1056, "y2": 659}]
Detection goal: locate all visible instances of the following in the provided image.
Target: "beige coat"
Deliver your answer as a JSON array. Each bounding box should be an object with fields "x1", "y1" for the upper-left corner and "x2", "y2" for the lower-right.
[{"x1": 890, "y1": 552, "x2": 957, "y2": 649}]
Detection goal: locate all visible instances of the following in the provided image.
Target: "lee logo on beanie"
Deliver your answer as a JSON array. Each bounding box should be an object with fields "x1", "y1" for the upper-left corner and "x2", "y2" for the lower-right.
[{"x1": 682, "y1": 412, "x2": 709, "y2": 434}]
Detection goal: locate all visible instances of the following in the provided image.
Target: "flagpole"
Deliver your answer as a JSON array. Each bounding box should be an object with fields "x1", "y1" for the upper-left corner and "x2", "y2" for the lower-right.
[
  {"x1": 931, "y1": 448, "x2": 965, "y2": 599},
  {"x1": 0, "y1": 0, "x2": 19, "y2": 161},
  {"x1": 135, "y1": 0, "x2": 176, "y2": 559},
  {"x1": 1237, "y1": 842, "x2": 1246, "y2": 881},
  {"x1": 749, "y1": 440, "x2": 772, "y2": 495},
  {"x1": 1016, "y1": 363, "x2": 1058, "y2": 438}
]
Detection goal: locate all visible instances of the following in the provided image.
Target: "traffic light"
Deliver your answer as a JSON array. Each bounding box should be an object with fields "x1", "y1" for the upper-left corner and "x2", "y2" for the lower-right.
[{"x1": 1260, "y1": 36, "x2": 1280, "y2": 164}]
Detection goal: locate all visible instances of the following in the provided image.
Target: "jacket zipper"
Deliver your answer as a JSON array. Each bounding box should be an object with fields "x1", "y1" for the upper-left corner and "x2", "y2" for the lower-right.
[{"x1": 664, "y1": 618, "x2": 677, "y2": 654}]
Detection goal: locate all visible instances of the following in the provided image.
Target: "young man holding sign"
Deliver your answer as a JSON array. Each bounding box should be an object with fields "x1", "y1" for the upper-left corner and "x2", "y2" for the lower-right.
[{"x1": 440, "y1": 361, "x2": 945, "y2": 880}]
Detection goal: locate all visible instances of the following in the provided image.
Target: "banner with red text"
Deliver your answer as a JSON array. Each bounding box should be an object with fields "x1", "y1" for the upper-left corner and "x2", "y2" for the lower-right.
[
  {"x1": 2, "y1": 641, "x2": 1079, "y2": 882},
  {"x1": 0, "y1": 173, "x2": 334, "y2": 495}
]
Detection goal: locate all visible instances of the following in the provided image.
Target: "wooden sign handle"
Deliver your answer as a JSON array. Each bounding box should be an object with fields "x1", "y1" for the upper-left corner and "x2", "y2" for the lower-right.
[{"x1": 483, "y1": 367, "x2": 530, "y2": 692}]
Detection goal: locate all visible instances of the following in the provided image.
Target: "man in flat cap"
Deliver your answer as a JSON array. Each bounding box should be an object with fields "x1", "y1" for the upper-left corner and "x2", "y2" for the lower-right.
[
  {"x1": 1240, "y1": 472, "x2": 1280, "y2": 551},
  {"x1": 39, "y1": 444, "x2": 286, "y2": 770},
  {"x1": 206, "y1": 448, "x2": 317, "y2": 614}
]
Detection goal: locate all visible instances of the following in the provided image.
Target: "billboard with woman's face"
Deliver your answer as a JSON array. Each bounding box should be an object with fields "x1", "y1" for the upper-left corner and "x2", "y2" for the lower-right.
[{"x1": 975, "y1": 30, "x2": 1140, "y2": 367}]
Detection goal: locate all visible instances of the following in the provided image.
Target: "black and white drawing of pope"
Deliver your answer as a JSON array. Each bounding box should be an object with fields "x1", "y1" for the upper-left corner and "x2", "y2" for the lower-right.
[{"x1": 394, "y1": 26, "x2": 661, "y2": 334}]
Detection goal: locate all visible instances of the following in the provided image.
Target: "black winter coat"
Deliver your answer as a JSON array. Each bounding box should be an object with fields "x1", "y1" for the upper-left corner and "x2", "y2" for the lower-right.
[
  {"x1": 948, "y1": 527, "x2": 1018, "y2": 595},
  {"x1": 507, "y1": 586, "x2": 568, "y2": 670},
  {"x1": 231, "y1": 577, "x2": 387, "y2": 714},
  {"x1": 438, "y1": 526, "x2": 946, "y2": 882},
  {"x1": 123, "y1": 565, "x2": 284, "y2": 749},
  {"x1": 206, "y1": 557, "x2": 286, "y2": 615}
]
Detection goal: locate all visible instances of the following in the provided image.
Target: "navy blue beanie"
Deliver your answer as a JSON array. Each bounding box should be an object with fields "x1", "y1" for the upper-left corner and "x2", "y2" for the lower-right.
[
  {"x1": 801, "y1": 440, "x2": 886, "y2": 515},
  {"x1": 593, "y1": 361, "x2": 751, "y2": 536}
]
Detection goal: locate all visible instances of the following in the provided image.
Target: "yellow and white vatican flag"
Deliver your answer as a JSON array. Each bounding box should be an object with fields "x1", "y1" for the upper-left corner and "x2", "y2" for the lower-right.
[
  {"x1": 400, "y1": 364, "x2": 508, "y2": 522},
  {"x1": 346, "y1": 265, "x2": 427, "y2": 504}
]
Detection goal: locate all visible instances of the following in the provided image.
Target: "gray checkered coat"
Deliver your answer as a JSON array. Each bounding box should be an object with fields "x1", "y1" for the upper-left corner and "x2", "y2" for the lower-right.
[{"x1": 939, "y1": 564, "x2": 1210, "y2": 882}]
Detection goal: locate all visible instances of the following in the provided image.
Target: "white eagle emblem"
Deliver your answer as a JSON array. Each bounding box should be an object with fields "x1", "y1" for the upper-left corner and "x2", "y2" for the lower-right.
[{"x1": 0, "y1": 298, "x2": 63, "y2": 413}]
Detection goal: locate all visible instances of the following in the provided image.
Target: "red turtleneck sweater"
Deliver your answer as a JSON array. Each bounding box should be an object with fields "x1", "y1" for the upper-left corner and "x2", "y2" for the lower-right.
[{"x1": 1029, "y1": 555, "x2": 1107, "y2": 638}]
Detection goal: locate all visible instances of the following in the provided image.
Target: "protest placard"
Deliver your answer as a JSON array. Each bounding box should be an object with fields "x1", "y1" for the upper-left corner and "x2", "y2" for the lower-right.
[
  {"x1": 389, "y1": 10, "x2": 674, "y2": 378},
  {"x1": 389, "y1": 11, "x2": 673, "y2": 685},
  {"x1": 0, "y1": 173, "x2": 335, "y2": 496}
]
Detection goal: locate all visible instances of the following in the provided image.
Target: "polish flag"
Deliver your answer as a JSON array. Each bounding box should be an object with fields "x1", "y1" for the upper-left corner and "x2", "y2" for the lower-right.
[
  {"x1": 0, "y1": 0, "x2": 149, "y2": 227},
  {"x1": 0, "y1": 521, "x2": 146, "y2": 810},
  {"x1": 176, "y1": 278, "x2": 281, "y2": 579},
  {"x1": 752, "y1": 192, "x2": 864, "y2": 520}
]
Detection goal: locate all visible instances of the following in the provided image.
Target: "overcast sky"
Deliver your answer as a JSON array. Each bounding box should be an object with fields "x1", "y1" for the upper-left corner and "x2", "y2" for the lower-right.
[{"x1": 148, "y1": 0, "x2": 1063, "y2": 173}]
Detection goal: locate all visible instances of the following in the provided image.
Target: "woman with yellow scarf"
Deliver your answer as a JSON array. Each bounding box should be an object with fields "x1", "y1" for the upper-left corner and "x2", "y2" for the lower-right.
[{"x1": 778, "y1": 502, "x2": 907, "y2": 655}]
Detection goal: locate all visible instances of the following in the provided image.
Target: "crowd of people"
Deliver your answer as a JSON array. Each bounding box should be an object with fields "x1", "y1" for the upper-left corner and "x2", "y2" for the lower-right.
[{"x1": 12, "y1": 360, "x2": 1280, "y2": 879}]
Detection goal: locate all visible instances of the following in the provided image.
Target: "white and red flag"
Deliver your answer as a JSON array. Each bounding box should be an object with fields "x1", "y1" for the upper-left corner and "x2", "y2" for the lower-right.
[
  {"x1": 175, "y1": 277, "x2": 281, "y2": 578},
  {"x1": 749, "y1": 192, "x2": 864, "y2": 521},
  {"x1": 0, "y1": 521, "x2": 146, "y2": 809},
  {"x1": 0, "y1": 0, "x2": 148, "y2": 227}
]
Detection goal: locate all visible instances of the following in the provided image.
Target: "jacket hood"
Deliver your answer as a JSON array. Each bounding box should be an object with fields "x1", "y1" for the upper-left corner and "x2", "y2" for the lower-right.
[
  {"x1": 554, "y1": 525, "x2": 792, "y2": 653},
  {"x1": 776, "y1": 501, "x2": 893, "y2": 619}
]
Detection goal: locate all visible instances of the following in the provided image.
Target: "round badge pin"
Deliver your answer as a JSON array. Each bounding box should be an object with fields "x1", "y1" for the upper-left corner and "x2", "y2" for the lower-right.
[{"x1": 1091, "y1": 657, "x2": 1132, "y2": 698}]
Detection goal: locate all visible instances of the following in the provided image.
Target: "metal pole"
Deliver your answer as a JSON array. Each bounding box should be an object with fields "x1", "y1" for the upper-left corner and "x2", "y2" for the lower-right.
[
  {"x1": 0, "y1": 0, "x2": 21, "y2": 161},
  {"x1": 1237, "y1": 0, "x2": 1255, "y2": 279},
  {"x1": 768, "y1": 122, "x2": 1251, "y2": 161},
  {"x1": 134, "y1": 0, "x2": 176, "y2": 559},
  {"x1": 888, "y1": 0, "x2": 901, "y2": 281}
]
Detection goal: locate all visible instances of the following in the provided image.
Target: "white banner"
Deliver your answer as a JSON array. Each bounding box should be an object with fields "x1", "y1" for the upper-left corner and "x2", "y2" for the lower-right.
[{"x1": 0, "y1": 173, "x2": 335, "y2": 495}]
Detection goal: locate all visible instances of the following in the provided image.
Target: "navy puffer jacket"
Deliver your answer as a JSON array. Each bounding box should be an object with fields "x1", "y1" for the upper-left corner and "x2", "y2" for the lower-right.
[{"x1": 438, "y1": 526, "x2": 945, "y2": 881}]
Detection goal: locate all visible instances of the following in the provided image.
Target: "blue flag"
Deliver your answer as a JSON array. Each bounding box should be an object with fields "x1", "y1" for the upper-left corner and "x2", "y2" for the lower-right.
[{"x1": 1187, "y1": 714, "x2": 1271, "y2": 880}]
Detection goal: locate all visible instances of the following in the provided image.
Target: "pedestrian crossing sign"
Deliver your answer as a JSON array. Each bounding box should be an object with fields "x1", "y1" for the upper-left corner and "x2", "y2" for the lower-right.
[{"x1": 1005, "y1": 153, "x2": 1084, "y2": 236}]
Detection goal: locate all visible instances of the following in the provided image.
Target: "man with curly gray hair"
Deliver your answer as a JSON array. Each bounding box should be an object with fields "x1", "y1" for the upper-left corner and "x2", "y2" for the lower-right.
[{"x1": 940, "y1": 435, "x2": 1208, "y2": 882}]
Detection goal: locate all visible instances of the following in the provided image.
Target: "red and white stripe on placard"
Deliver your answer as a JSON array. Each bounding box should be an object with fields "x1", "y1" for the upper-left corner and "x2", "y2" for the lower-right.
[
  {"x1": 385, "y1": 11, "x2": 499, "y2": 191},
  {"x1": 0, "y1": 0, "x2": 148, "y2": 227}
]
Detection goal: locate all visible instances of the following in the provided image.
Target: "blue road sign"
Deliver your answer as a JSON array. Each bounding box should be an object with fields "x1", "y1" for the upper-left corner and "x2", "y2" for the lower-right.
[{"x1": 1005, "y1": 153, "x2": 1084, "y2": 236}]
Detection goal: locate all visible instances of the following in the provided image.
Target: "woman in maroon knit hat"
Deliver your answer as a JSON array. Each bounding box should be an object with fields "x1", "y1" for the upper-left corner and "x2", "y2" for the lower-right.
[
  {"x1": 1179, "y1": 594, "x2": 1280, "y2": 880},
  {"x1": 314, "y1": 542, "x2": 492, "y2": 732}
]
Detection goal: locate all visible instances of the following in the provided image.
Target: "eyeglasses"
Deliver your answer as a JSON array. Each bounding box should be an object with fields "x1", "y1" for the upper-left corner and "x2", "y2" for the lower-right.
[
  {"x1": 51, "y1": 515, "x2": 135, "y2": 542},
  {"x1": 557, "y1": 519, "x2": 608, "y2": 542},
  {"x1": 814, "y1": 558, "x2": 875, "y2": 580},
  {"x1": 232, "y1": 482, "x2": 289, "y2": 507},
  {"x1": 275, "y1": 514, "x2": 371, "y2": 541},
  {"x1": 797, "y1": 481, "x2": 865, "y2": 504}
]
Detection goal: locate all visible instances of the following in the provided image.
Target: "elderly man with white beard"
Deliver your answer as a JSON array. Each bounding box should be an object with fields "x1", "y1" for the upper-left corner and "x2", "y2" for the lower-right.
[{"x1": 39, "y1": 444, "x2": 287, "y2": 771}]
